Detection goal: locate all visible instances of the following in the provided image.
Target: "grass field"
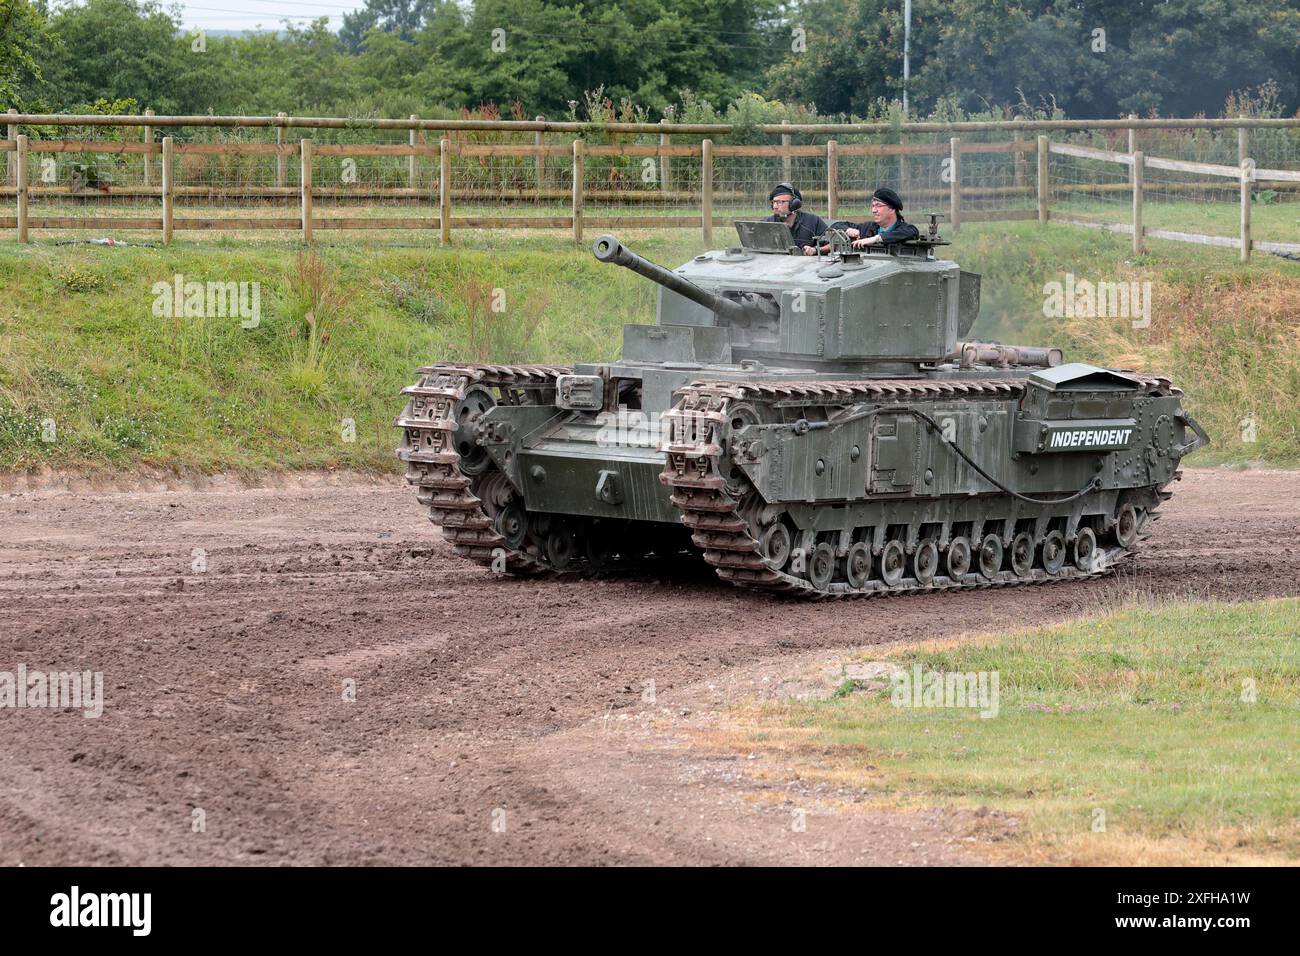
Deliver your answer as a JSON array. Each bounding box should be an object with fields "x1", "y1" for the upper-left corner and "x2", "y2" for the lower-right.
[
  {"x1": 711, "y1": 596, "x2": 1300, "y2": 865},
  {"x1": 0, "y1": 217, "x2": 1297, "y2": 473},
  {"x1": 1052, "y1": 195, "x2": 1300, "y2": 244}
]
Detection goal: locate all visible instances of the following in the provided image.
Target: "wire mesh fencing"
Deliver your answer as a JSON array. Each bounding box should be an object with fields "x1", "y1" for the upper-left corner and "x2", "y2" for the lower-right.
[{"x1": 2, "y1": 117, "x2": 1298, "y2": 253}]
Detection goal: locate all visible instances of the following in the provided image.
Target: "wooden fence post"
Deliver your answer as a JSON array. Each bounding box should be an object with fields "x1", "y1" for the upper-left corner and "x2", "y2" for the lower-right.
[
  {"x1": 6, "y1": 109, "x2": 16, "y2": 187},
  {"x1": 15, "y1": 134, "x2": 28, "y2": 243},
  {"x1": 1013, "y1": 134, "x2": 1026, "y2": 191},
  {"x1": 1239, "y1": 117, "x2": 1251, "y2": 262},
  {"x1": 899, "y1": 130, "x2": 908, "y2": 197},
  {"x1": 701, "y1": 138, "x2": 713, "y2": 245},
  {"x1": 659, "y1": 119, "x2": 670, "y2": 192},
  {"x1": 1037, "y1": 135, "x2": 1049, "y2": 223},
  {"x1": 161, "y1": 136, "x2": 173, "y2": 244},
  {"x1": 439, "y1": 137, "x2": 451, "y2": 245},
  {"x1": 275, "y1": 113, "x2": 287, "y2": 188},
  {"x1": 780, "y1": 120, "x2": 791, "y2": 183},
  {"x1": 300, "y1": 138, "x2": 313, "y2": 244},
  {"x1": 948, "y1": 137, "x2": 960, "y2": 232},
  {"x1": 572, "y1": 138, "x2": 584, "y2": 243},
  {"x1": 1240, "y1": 158, "x2": 1252, "y2": 263},
  {"x1": 826, "y1": 139, "x2": 838, "y2": 221},
  {"x1": 535, "y1": 116, "x2": 545, "y2": 203},
  {"x1": 1127, "y1": 114, "x2": 1137, "y2": 156},
  {"x1": 143, "y1": 109, "x2": 154, "y2": 185},
  {"x1": 408, "y1": 114, "x2": 418, "y2": 190},
  {"x1": 1132, "y1": 151, "x2": 1144, "y2": 255}
]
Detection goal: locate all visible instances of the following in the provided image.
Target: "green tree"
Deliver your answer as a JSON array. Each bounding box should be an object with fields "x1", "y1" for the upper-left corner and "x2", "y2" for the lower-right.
[
  {"x1": 764, "y1": 0, "x2": 1300, "y2": 118},
  {"x1": 0, "y1": 0, "x2": 56, "y2": 110},
  {"x1": 340, "y1": 0, "x2": 437, "y2": 53},
  {"x1": 39, "y1": 0, "x2": 189, "y2": 112}
]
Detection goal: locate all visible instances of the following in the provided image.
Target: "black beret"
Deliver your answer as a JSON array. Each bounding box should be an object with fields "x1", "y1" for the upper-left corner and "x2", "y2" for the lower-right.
[
  {"x1": 872, "y1": 187, "x2": 903, "y2": 211},
  {"x1": 769, "y1": 182, "x2": 802, "y2": 202}
]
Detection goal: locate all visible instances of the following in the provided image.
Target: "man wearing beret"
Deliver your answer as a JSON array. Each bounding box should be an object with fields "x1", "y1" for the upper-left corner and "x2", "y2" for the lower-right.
[
  {"x1": 764, "y1": 183, "x2": 830, "y2": 253},
  {"x1": 846, "y1": 187, "x2": 920, "y2": 248}
]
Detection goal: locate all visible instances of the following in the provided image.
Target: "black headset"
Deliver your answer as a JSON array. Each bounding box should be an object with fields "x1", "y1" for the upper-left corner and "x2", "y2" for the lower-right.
[{"x1": 770, "y1": 182, "x2": 802, "y2": 212}]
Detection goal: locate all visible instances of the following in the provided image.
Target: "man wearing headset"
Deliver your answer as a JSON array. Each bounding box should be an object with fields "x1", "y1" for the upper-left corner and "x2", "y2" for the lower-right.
[{"x1": 764, "y1": 183, "x2": 830, "y2": 254}]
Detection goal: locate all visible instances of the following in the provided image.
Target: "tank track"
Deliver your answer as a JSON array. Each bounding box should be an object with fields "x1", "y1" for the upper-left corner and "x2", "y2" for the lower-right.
[
  {"x1": 395, "y1": 363, "x2": 570, "y2": 573},
  {"x1": 661, "y1": 375, "x2": 1178, "y2": 599}
]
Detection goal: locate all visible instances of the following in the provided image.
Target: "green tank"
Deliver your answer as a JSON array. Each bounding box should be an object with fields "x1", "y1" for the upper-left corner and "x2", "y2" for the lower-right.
[{"x1": 395, "y1": 219, "x2": 1209, "y2": 596}]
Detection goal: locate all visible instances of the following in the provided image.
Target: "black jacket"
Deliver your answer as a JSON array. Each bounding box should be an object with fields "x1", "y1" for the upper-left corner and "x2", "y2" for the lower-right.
[
  {"x1": 766, "y1": 210, "x2": 830, "y2": 249},
  {"x1": 853, "y1": 216, "x2": 919, "y2": 244}
]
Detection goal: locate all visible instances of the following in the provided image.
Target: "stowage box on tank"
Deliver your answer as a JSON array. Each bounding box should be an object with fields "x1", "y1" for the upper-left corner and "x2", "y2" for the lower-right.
[{"x1": 395, "y1": 219, "x2": 1208, "y2": 597}]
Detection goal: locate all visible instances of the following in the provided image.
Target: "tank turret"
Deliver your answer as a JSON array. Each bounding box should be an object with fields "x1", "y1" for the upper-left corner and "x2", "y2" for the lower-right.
[{"x1": 594, "y1": 228, "x2": 984, "y2": 372}]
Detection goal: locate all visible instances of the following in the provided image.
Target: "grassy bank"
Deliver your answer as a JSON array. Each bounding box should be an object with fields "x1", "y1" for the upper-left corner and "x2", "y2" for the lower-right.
[
  {"x1": 0, "y1": 221, "x2": 1297, "y2": 473},
  {"x1": 714, "y1": 597, "x2": 1300, "y2": 865}
]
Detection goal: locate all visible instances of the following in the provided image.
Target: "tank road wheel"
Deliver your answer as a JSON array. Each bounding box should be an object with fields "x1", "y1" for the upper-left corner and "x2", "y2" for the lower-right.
[
  {"x1": 1041, "y1": 531, "x2": 1067, "y2": 575},
  {"x1": 1114, "y1": 503, "x2": 1140, "y2": 549},
  {"x1": 453, "y1": 386, "x2": 496, "y2": 476},
  {"x1": 760, "y1": 523, "x2": 792, "y2": 570},
  {"x1": 945, "y1": 536, "x2": 972, "y2": 579},
  {"x1": 1073, "y1": 527, "x2": 1098, "y2": 572},
  {"x1": 1010, "y1": 532, "x2": 1036, "y2": 577},
  {"x1": 584, "y1": 524, "x2": 614, "y2": 570},
  {"x1": 494, "y1": 501, "x2": 529, "y2": 549},
  {"x1": 977, "y1": 534, "x2": 1003, "y2": 580},
  {"x1": 546, "y1": 524, "x2": 576, "y2": 570},
  {"x1": 879, "y1": 540, "x2": 906, "y2": 588},
  {"x1": 845, "y1": 543, "x2": 872, "y2": 589},
  {"x1": 913, "y1": 539, "x2": 939, "y2": 586},
  {"x1": 808, "y1": 543, "x2": 836, "y2": 590}
]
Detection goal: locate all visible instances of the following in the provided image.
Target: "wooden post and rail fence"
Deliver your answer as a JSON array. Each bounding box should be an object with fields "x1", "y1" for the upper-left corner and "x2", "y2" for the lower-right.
[{"x1": 1, "y1": 113, "x2": 1298, "y2": 257}]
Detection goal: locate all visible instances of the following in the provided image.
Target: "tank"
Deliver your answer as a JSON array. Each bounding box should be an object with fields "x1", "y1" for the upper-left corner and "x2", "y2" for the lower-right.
[{"x1": 394, "y1": 219, "x2": 1209, "y2": 596}]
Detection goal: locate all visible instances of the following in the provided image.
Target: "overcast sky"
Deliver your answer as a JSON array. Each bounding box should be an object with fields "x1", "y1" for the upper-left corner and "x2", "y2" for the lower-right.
[{"x1": 171, "y1": 0, "x2": 369, "y2": 31}]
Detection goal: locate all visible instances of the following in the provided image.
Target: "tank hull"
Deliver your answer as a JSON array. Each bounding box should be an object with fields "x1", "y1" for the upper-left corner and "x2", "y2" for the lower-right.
[{"x1": 394, "y1": 358, "x2": 1206, "y2": 595}]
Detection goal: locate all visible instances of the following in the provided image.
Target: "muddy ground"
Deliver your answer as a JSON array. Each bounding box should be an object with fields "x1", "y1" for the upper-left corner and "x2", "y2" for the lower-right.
[{"x1": 0, "y1": 467, "x2": 1296, "y2": 866}]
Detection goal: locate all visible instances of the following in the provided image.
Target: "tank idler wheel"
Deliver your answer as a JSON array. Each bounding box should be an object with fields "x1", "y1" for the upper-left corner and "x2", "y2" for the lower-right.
[
  {"x1": 494, "y1": 501, "x2": 528, "y2": 550},
  {"x1": 1073, "y1": 527, "x2": 1098, "y2": 572},
  {"x1": 845, "y1": 543, "x2": 871, "y2": 589},
  {"x1": 977, "y1": 534, "x2": 1003, "y2": 580},
  {"x1": 545, "y1": 524, "x2": 576, "y2": 570},
  {"x1": 1041, "y1": 531, "x2": 1067, "y2": 575},
  {"x1": 1010, "y1": 531, "x2": 1036, "y2": 577},
  {"x1": 879, "y1": 540, "x2": 906, "y2": 588},
  {"x1": 808, "y1": 543, "x2": 836, "y2": 590},
  {"x1": 1114, "y1": 503, "x2": 1139, "y2": 548},
  {"x1": 760, "y1": 523, "x2": 792, "y2": 569},
  {"x1": 945, "y1": 536, "x2": 972, "y2": 579},
  {"x1": 913, "y1": 539, "x2": 939, "y2": 586}
]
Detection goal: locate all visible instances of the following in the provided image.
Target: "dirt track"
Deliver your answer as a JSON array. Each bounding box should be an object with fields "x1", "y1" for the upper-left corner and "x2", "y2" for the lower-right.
[{"x1": 1, "y1": 467, "x2": 1296, "y2": 866}]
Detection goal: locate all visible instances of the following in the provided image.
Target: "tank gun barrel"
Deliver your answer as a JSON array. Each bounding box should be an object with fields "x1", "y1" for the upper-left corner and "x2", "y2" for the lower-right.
[{"x1": 593, "y1": 234, "x2": 752, "y2": 325}]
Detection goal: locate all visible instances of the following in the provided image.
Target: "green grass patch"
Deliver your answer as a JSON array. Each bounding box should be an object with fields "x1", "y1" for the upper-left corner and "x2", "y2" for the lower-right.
[
  {"x1": 744, "y1": 597, "x2": 1300, "y2": 863},
  {"x1": 0, "y1": 219, "x2": 1296, "y2": 473}
]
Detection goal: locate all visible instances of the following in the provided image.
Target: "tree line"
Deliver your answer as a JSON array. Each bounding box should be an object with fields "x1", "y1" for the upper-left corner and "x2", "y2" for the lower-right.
[{"x1": 2, "y1": 0, "x2": 1297, "y2": 121}]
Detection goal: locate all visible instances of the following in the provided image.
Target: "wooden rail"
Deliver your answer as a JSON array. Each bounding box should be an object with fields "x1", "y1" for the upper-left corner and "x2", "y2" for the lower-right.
[{"x1": 1, "y1": 128, "x2": 1296, "y2": 257}]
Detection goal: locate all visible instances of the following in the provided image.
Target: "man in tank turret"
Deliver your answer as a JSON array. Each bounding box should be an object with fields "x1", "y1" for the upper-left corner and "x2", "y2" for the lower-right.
[
  {"x1": 764, "y1": 183, "x2": 830, "y2": 253},
  {"x1": 844, "y1": 187, "x2": 920, "y2": 248}
]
